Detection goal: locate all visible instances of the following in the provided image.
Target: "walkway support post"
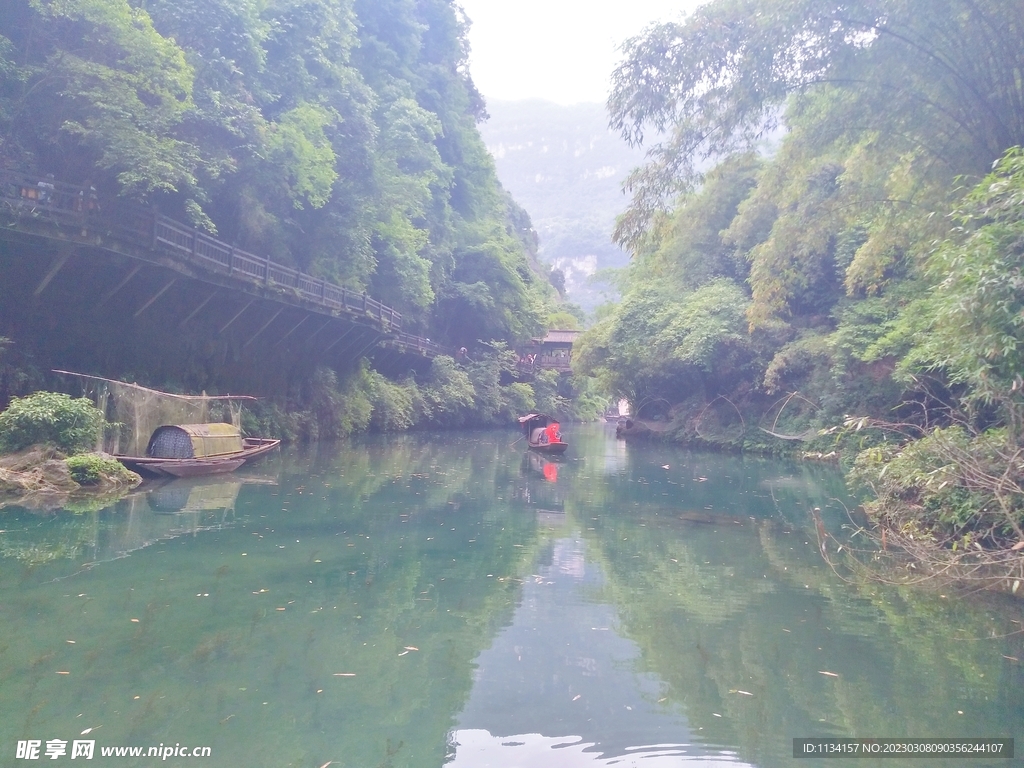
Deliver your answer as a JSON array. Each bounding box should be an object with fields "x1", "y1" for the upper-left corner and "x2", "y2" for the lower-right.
[
  {"x1": 243, "y1": 307, "x2": 284, "y2": 348},
  {"x1": 99, "y1": 264, "x2": 143, "y2": 307},
  {"x1": 33, "y1": 249, "x2": 72, "y2": 296},
  {"x1": 179, "y1": 290, "x2": 217, "y2": 328},
  {"x1": 134, "y1": 278, "x2": 176, "y2": 318},
  {"x1": 219, "y1": 299, "x2": 255, "y2": 335}
]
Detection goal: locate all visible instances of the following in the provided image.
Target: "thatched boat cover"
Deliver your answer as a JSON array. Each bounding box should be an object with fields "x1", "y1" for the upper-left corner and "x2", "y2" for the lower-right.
[{"x1": 146, "y1": 424, "x2": 244, "y2": 459}]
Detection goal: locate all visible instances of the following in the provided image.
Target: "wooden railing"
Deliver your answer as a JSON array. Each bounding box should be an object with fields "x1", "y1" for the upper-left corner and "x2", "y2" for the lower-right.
[
  {"x1": 0, "y1": 169, "x2": 406, "y2": 334},
  {"x1": 386, "y1": 332, "x2": 447, "y2": 357},
  {"x1": 516, "y1": 353, "x2": 573, "y2": 374}
]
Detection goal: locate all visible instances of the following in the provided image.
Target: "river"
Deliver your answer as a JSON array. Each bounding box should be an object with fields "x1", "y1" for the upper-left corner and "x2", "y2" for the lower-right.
[{"x1": 0, "y1": 425, "x2": 1021, "y2": 767}]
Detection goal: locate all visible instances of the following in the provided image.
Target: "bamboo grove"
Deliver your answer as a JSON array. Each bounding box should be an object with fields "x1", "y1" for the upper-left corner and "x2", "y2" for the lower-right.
[{"x1": 573, "y1": 0, "x2": 1024, "y2": 569}]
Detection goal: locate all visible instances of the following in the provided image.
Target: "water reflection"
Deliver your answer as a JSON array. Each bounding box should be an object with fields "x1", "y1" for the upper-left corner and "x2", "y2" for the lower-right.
[
  {"x1": 451, "y1": 536, "x2": 750, "y2": 766},
  {"x1": 451, "y1": 426, "x2": 1024, "y2": 767},
  {"x1": 0, "y1": 472, "x2": 278, "y2": 570},
  {"x1": 513, "y1": 452, "x2": 565, "y2": 513},
  {"x1": 0, "y1": 426, "x2": 1020, "y2": 768},
  {"x1": 145, "y1": 474, "x2": 276, "y2": 515}
]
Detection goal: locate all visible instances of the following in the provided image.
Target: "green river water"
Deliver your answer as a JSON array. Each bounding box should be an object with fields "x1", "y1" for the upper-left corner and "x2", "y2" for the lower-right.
[{"x1": 0, "y1": 425, "x2": 1021, "y2": 767}]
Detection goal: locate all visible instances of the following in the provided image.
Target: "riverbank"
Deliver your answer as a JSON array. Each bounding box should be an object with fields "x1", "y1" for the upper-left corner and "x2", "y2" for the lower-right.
[
  {"x1": 615, "y1": 409, "x2": 1024, "y2": 598},
  {"x1": 0, "y1": 446, "x2": 141, "y2": 510}
]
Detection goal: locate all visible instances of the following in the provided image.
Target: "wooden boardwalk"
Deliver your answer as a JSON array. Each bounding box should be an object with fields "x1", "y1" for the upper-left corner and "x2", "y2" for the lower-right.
[{"x1": 0, "y1": 169, "x2": 440, "y2": 360}]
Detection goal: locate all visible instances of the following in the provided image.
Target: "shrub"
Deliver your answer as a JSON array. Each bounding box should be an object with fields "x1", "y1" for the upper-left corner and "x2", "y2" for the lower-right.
[
  {"x1": 421, "y1": 356, "x2": 475, "y2": 425},
  {"x1": 66, "y1": 454, "x2": 134, "y2": 486},
  {"x1": 0, "y1": 391, "x2": 104, "y2": 454},
  {"x1": 297, "y1": 366, "x2": 374, "y2": 441},
  {"x1": 849, "y1": 426, "x2": 1024, "y2": 546},
  {"x1": 365, "y1": 369, "x2": 417, "y2": 432},
  {"x1": 500, "y1": 382, "x2": 535, "y2": 421}
]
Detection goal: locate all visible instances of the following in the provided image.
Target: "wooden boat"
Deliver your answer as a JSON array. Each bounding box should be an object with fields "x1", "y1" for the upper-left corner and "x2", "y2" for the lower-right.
[
  {"x1": 116, "y1": 423, "x2": 279, "y2": 478},
  {"x1": 603, "y1": 399, "x2": 631, "y2": 423},
  {"x1": 518, "y1": 413, "x2": 568, "y2": 455}
]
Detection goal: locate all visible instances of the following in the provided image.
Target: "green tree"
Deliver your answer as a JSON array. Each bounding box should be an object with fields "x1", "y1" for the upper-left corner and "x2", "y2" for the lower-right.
[
  {"x1": 0, "y1": 0, "x2": 199, "y2": 199},
  {"x1": 0, "y1": 391, "x2": 104, "y2": 454},
  {"x1": 575, "y1": 280, "x2": 751, "y2": 411},
  {"x1": 895, "y1": 148, "x2": 1024, "y2": 433},
  {"x1": 0, "y1": 0, "x2": 563, "y2": 403},
  {"x1": 609, "y1": 0, "x2": 1024, "y2": 252}
]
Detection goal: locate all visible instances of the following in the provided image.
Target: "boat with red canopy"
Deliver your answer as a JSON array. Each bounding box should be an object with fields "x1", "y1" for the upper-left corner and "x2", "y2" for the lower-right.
[{"x1": 518, "y1": 413, "x2": 568, "y2": 455}]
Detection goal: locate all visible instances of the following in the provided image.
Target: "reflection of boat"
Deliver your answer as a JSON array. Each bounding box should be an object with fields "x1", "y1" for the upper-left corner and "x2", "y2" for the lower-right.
[
  {"x1": 116, "y1": 423, "x2": 279, "y2": 478},
  {"x1": 147, "y1": 477, "x2": 244, "y2": 514},
  {"x1": 518, "y1": 413, "x2": 568, "y2": 454},
  {"x1": 524, "y1": 450, "x2": 562, "y2": 482},
  {"x1": 515, "y1": 452, "x2": 565, "y2": 513},
  {"x1": 144, "y1": 472, "x2": 278, "y2": 514}
]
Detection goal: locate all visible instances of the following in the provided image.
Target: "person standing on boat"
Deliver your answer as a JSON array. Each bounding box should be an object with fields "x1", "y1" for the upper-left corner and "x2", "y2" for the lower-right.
[{"x1": 545, "y1": 421, "x2": 561, "y2": 444}]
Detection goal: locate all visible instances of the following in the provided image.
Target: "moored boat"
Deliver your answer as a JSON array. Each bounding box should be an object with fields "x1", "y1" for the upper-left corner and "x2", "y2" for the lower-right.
[
  {"x1": 518, "y1": 413, "x2": 568, "y2": 454},
  {"x1": 603, "y1": 398, "x2": 631, "y2": 423},
  {"x1": 116, "y1": 423, "x2": 279, "y2": 478}
]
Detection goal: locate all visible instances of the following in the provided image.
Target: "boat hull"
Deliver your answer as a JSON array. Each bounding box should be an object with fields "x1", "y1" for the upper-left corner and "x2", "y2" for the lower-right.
[
  {"x1": 117, "y1": 438, "x2": 280, "y2": 478},
  {"x1": 528, "y1": 441, "x2": 569, "y2": 455}
]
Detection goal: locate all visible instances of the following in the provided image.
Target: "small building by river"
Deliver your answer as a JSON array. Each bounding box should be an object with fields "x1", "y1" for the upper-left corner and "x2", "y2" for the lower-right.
[{"x1": 519, "y1": 330, "x2": 580, "y2": 373}]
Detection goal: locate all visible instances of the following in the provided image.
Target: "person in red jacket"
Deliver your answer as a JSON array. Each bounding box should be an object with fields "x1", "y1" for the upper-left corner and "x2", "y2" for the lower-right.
[{"x1": 545, "y1": 422, "x2": 561, "y2": 444}]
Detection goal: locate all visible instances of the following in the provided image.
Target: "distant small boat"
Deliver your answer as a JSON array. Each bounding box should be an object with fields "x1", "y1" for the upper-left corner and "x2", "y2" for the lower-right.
[
  {"x1": 604, "y1": 398, "x2": 631, "y2": 423},
  {"x1": 116, "y1": 423, "x2": 279, "y2": 478},
  {"x1": 518, "y1": 413, "x2": 568, "y2": 455}
]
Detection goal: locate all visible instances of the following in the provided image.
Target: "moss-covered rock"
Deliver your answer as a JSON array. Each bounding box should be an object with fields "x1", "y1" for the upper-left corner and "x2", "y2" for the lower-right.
[
  {"x1": 65, "y1": 453, "x2": 138, "y2": 488},
  {"x1": 0, "y1": 446, "x2": 141, "y2": 510},
  {"x1": 0, "y1": 446, "x2": 79, "y2": 495}
]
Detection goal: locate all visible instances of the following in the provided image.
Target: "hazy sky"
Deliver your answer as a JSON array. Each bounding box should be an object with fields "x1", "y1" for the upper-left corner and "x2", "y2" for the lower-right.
[{"x1": 456, "y1": 0, "x2": 706, "y2": 105}]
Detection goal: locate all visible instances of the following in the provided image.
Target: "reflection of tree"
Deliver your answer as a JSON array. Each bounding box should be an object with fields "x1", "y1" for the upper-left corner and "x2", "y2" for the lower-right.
[
  {"x1": 0, "y1": 488, "x2": 244, "y2": 569},
  {"x1": 0, "y1": 439, "x2": 554, "y2": 768},
  {"x1": 0, "y1": 514, "x2": 94, "y2": 565},
  {"x1": 556, "y1": 430, "x2": 1022, "y2": 764},
  {"x1": 284, "y1": 434, "x2": 490, "y2": 515},
  {"x1": 583, "y1": 507, "x2": 1024, "y2": 768},
  {"x1": 5, "y1": 431, "x2": 1021, "y2": 767}
]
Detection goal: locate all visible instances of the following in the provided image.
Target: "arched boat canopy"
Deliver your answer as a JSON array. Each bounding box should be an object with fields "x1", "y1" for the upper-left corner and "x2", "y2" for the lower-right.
[
  {"x1": 519, "y1": 413, "x2": 550, "y2": 433},
  {"x1": 146, "y1": 423, "x2": 244, "y2": 459},
  {"x1": 519, "y1": 413, "x2": 560, "y2": 438}
]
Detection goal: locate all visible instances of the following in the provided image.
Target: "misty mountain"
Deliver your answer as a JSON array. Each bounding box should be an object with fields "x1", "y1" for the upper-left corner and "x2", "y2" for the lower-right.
[{"x1": 479, "y1": 100, "x2": 645, "y2": 312}]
